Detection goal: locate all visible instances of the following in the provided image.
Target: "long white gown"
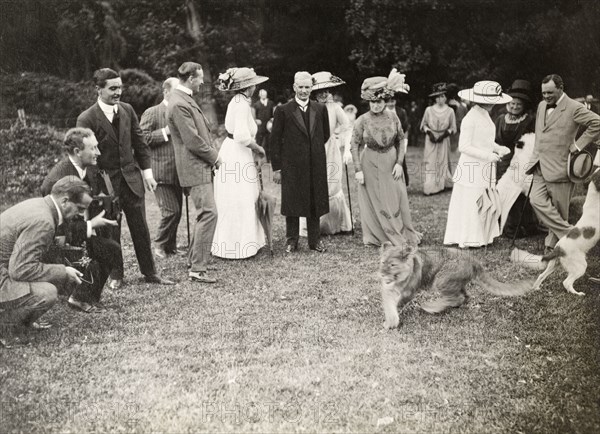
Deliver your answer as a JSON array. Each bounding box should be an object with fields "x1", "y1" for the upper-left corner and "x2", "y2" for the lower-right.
[
  {"x1": 444, "y1": 105, "x2": 503, "y2": 248},
  {"x1": 212, "y1": 94, "x2": 265, "y2": 259}
]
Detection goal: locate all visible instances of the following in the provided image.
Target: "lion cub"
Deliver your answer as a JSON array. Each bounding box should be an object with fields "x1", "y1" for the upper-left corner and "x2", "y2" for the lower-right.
[{"x1": 379, "y1": 243, "x2": 531, "y2": 329}]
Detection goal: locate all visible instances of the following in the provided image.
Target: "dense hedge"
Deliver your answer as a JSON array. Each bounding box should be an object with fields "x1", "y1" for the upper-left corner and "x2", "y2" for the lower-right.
[
  {"x1": 0, "y1": 73, "x2": 95, "y2": 128},
  {"x1": 0, "y1": 71, "x2": 162, "y2": 128},
  {"x1": 0, "y1": 122, "x2": 65, "y2": 202}
]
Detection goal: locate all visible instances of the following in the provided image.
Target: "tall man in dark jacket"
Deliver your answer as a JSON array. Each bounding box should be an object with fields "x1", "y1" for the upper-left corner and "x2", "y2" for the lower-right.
[
  {"x1": 271, "y1": 71, "x2": 331, "y2": 253},
  {"x1": 77, "y1": 68, "x2": 173, "y2": 287},
  {"x1": 41, "y1": 128, "x2": 121, "y2": 313},
  {"x1": 253, "y1": 89, "x2": 275, "y2": 160},
  {"x1": 140, "y1": 77, "x2": 183, "y2": 258}
]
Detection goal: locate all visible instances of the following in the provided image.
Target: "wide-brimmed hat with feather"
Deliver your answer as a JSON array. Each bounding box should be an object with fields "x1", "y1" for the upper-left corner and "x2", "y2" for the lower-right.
[
  {"x1": 216, "y1": 67, "x2": 268, "y2": 92},
  {"x1": 360, "y1": 68, "x2": 410, "y2": 101}
]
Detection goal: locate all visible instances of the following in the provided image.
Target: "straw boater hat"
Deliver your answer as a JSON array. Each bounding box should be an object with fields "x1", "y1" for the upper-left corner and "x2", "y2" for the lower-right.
[
  {"x1": 458, "y1": 80, "x2": 512, "y2": 104},
  {"x1": 216, "y1": 67, "x2": 268, "y2": 92},
  {"x1": 507, "y1": 79, "x2": 532, "y2": 103},
  {"x1": 568, "y1": 144, "x2": 598, "y2": 183},
  {"x1": 429, "y1": 82, "x2": 447, "y2": 97},
  {"x1": 311, "y1": 71, "x2": 345, "y2": 91},
  {"x1": 361, "y1": 68, "x2": 410, "y2": 101}
]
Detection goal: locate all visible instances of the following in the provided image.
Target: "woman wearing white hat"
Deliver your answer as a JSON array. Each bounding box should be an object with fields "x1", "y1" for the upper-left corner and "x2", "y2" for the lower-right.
[
  {"x1": 212, "y1": 67, "x2": 269, "y2": 259},
  {"x1": 350, "y1": 69, "x2": 422, "y2": 247},
  {"x1": 299, "y1": 71, "x2": 353, "y2": 236},
  {"x1": 443, "y1": 80, "x2": 512, "y2": 248}
]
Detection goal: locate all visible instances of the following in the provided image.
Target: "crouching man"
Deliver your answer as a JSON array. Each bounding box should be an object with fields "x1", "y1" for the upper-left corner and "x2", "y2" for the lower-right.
[{"x1": 0, "y1": 177, "x2": 91, "y2": 334}]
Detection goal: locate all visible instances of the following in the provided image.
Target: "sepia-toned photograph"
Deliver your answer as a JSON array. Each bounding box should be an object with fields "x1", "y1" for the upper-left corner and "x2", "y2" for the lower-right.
[{"x1": 1, "y1": 0, "x2": 599, "y2": 432}]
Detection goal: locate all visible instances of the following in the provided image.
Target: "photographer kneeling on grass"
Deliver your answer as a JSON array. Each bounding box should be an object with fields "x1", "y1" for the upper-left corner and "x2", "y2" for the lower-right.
[{"x1": 0, "y1": 177, "x2": 92, "y2": 337}]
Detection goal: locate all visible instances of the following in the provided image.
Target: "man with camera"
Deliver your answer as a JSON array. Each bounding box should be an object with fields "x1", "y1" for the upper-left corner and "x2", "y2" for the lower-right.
[
  {"x1": 1, "y1": 177, "x2": 91, "y2": 335},
  {"x1": 41, "y1": 128, "x2": 122, "y2": 313}
]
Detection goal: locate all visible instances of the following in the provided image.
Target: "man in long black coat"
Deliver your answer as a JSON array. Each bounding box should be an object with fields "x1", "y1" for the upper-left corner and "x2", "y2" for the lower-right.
[{"x1": 270, "y1": 71, "x2": 331, "y2": 253}]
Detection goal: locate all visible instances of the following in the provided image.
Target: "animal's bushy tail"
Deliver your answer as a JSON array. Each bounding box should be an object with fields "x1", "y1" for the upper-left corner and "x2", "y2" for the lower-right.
[{"x1": 476, "y1": 273, "x2": 535, "y2": 296}]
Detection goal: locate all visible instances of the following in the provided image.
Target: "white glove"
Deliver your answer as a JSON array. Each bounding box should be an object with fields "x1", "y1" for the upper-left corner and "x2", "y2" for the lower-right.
[
  {"x1": 355, "y1": 171, "x2": 364, "y2": 185},
  {"x1": 343, "y1": 150, "x2": 353, "y2": 165},
  {"x1": 497, "y1": 146, "x2": 511, "y2": 157},
  {"x1": 488, "y1": 152, "x2": 501, "y2": 163}
]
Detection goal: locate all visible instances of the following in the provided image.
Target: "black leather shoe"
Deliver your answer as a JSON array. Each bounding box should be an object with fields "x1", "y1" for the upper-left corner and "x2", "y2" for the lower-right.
[
  {"x1": 309, "y1": 241, "x2": 327, "y2": 253},
  {"x1": 143, "y1": 274, "x2": 175, "y2": 285},
  {"x1": 285, "y1": 244, "x2": 297, "y2": 254}
]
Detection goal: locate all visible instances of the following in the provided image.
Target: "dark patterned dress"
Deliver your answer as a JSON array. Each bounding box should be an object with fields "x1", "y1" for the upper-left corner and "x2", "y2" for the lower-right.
[
  {"x1": 350, "y1": 110, "x2": 421, "y2": 246},
  {"x1": 494, "y1": 112, "x2": 538, "y2": 238}
]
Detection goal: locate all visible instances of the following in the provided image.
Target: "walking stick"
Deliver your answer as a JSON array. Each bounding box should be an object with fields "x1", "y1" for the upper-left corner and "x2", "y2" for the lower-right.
[
  {"x1": 184, "y1": 188, "x2": 190, "y2": 247},
  {"x1": 511, "y1": 177, "x2": 535, "y2": 248},
  {"x1": 344, "y1": 162, "x2": 355, "y2": 236}
]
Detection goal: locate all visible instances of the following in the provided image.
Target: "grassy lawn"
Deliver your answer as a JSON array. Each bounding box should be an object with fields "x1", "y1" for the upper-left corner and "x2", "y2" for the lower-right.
[{"x1": 1, "y1": 147, "x2": 599, "y2": 433}]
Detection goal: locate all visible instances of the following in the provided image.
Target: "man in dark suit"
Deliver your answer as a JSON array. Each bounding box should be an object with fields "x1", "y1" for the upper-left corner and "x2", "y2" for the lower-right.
[
  {"x1": 270, "y1": 71, "x2": 331, "y2": 253},
  {"x1": 140, "y1": 77, "x2": 183, "y2": 259},
  {"x1": 41, "y1": 128, "x2": 122, "y2": 313},
  {"x1": 527, "y1": 74, "x2": 600, "y2": 252},
  {"x1": 253, "y1": 89, "x2": 275, "y2": 161},
  {"x1": 167, "y1": 62, "x2": 221, "y2": 283},
  {"x1": 77, "y1": 68, "x2": 173, "y2": 287},
  {"x1": 1, "y1": 177, "x2": 90, "y2": 333}
]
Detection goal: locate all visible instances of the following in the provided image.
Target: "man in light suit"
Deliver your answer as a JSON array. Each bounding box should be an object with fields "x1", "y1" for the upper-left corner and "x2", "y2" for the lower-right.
[
  {"x1": 77, "y1": 68, "x2": 173, "y2": 287},
  {"x1": 270, "y1": 71, "x2": 331, "y2": 253},
  {"x1": 41, "y1": 128, "x2": 121, "y2": 313},
  {"x1": 167, "y1": 62, "x2": 221, "y2": 283},
  {"x1": 527, "y1": 74, "x2": 600, "y2": 252},
  {"x1": 1, "y1": 177, "x2": 90, "y2": 334},
  {"x1": 140, "y1": 77, "x2": 183, "y2": 259}
]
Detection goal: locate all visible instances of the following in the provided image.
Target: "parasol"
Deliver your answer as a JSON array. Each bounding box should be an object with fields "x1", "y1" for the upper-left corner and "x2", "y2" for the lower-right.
[
  {"x1": 476, "y1": 162, "x2": 502, "y2": 248},
  {"x1": 256, "y1": 164, "x2": 276, "y2": 256}
]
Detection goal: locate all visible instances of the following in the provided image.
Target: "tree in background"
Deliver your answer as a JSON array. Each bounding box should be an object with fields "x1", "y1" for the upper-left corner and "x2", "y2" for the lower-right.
[
  {"x1": 1, "y1": 0, "x2": 598, "y2": 121},
  {"x1": 346, "y1": 0, "x2": 600, "y2": 98}
]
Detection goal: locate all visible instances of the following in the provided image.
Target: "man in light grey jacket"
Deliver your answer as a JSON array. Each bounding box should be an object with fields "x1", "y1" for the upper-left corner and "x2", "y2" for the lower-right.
[
  {"x1": 167, "y1": 62, "x2": 221, "y2": 283},
  {"x1": 0, "y1": 177, "x2": 90, "y2": 333},
  {"x1": 527, "y1": 74, "x2": 600, "y2": 252}
]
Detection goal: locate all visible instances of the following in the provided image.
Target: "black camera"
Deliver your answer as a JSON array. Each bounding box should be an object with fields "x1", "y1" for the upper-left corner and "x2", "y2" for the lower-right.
[{"x1": 88, "y1": 193, "x2": 121, "y2": 222}]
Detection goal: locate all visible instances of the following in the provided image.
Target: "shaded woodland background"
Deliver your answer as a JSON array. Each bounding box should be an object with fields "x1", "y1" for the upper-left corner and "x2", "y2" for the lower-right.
[
  {"x1": 0, "y1": 0, "x2": 599, "y2": 199},
  {"x1": 1, "y1": 0, "x2": 599, "y2": 123}
]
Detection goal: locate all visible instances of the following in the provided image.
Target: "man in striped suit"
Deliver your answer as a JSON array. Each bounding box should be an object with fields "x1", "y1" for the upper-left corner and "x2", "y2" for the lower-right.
[{"x1": 140, "y1": 77, "x2": 184, "y2": 258}]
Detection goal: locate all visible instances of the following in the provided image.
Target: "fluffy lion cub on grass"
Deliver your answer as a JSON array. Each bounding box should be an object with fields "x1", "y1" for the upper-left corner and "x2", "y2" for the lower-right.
[{"x1": 379, "y1": 243, "x2": 532, "y2": 329}]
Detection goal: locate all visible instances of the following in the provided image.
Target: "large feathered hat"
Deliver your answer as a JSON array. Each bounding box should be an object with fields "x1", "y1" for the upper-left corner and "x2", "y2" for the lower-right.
[{"x1": 360, "y1": 69, "x2": 410, "y2": 101}]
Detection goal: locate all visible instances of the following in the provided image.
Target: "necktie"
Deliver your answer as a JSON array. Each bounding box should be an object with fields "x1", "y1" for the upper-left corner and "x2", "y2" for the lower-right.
[
  {"x1": 112, "y1": 109, "x2": 120, "y2": 133},
  {"x1": 546, "y1": 103, "x2": 557, "y2": 110}
]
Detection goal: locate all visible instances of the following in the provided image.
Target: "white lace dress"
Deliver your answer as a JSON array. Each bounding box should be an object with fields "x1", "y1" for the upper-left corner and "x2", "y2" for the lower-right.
[{"x1": 212, "y1": 94, "x2": 265, "y2": 258}]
